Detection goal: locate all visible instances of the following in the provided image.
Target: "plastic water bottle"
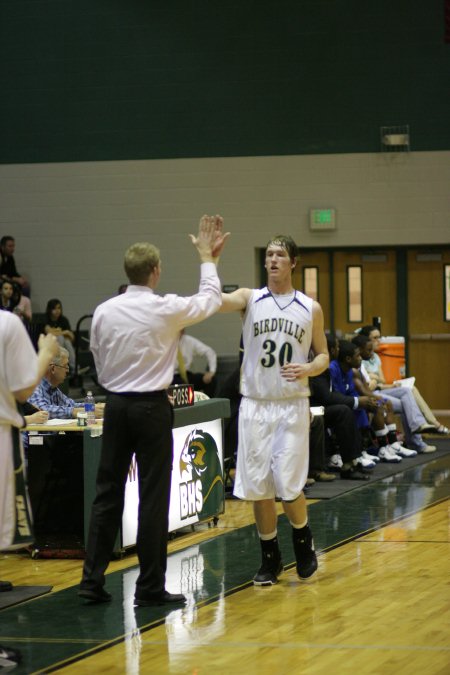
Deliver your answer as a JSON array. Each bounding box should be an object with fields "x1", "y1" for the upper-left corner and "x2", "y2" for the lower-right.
[{"x1": 84, "y1": 391, "x2": 96, "y2": 425}]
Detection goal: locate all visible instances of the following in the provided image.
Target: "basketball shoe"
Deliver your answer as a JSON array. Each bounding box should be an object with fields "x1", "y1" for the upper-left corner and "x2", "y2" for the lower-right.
[
  {"x1": 355, "y1": 454, "x2": 376, "y2": 469},
  {"x1": 292, "y1": 524, "x2": 318, "y2": 580},
  {"x1": 362, "y1": 449, "x2": 380, "y2": 463},
  {"x1": 327, "y1": 454, "x2": 343, "y2": 470},
  {"x1": 253, "y1": 540, "x2": 283, "y2": 586},
  {"x1": 378, "y1": 446, "x2": 402, "y2": 463},
  {"x1": 389, "y1": 441, "x2": 417, "y2": 458}
]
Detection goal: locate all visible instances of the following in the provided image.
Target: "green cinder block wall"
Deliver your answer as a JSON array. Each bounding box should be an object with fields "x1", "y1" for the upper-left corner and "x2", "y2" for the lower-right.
[{"x1": 1, "y1": 0, "x2": 449, "y2": 164}]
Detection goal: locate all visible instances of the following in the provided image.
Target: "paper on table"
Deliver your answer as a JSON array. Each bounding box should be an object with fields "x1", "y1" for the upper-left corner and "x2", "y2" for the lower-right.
[
  {"x1": 45, "y1": 418, "x2": 76, "y2": 426},
  {"x1": 393, "y1": 376, "x2": 415, "y2": 389}
]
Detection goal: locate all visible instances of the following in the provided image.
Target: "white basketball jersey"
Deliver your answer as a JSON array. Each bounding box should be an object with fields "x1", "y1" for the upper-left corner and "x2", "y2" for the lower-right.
[{"x1": 240, "y1": 287, "x2": 313, "y2": 400}]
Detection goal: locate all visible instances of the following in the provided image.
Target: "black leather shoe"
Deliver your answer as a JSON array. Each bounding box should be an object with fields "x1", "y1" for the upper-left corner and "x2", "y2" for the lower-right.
[
  {"x1": 78, "y1": 587, "x2": 112, "y2": 603},
  {"x1": 311, "y1": 471, "x2": 337, "y2": 482},
  {"x1": 0, "y1": 580, "x2": 13, "y2": 592},
  {"x1": 340, "y1": 467, "x2": 370, "y2": 481},
  {"x1": 134, "y1": 591, "x2": 187, "y2": 607}
]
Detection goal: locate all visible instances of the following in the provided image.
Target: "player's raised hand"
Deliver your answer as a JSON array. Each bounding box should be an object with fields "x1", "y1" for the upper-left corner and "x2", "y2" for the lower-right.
[
  {"x1": 190, "y1": 214, "x2": 229, "y2": 262},
  {"x1": 211, "y1": 215, "x2": 230, "y2": 259},
  {"x1": 189, "y1": 214, "x2": 214, "y2": 251}
]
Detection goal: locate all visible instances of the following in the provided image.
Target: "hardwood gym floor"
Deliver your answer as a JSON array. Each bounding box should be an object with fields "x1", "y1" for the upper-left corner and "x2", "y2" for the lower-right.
[{"x1": 1, "y1": 453, "x2": 449, "y2": 674}]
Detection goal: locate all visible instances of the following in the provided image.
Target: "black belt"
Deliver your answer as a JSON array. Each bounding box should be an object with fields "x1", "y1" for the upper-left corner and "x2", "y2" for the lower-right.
[{"x1": 106, "y1": 390, "x2": 167, "y2": 398}]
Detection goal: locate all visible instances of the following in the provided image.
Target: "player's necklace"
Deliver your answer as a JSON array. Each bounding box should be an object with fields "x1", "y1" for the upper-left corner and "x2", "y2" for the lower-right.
[{"x1": 269, "y1": 289, "x2": 297, "y2": 311}]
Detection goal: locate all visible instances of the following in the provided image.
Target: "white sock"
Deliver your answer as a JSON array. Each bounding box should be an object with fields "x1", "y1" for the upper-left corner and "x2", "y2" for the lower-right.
[
  {"x1": 259, "y1": 529, "x2": 277, "y2": 541},
  {"x1": 289, "y1": 518, "x2": 308, "y2": 530}
]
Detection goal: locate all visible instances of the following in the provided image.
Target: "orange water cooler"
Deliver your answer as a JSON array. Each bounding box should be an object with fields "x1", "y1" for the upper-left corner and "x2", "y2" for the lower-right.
[{"x1": 377, "y1": 337, "x2": 406, "y2": 383}]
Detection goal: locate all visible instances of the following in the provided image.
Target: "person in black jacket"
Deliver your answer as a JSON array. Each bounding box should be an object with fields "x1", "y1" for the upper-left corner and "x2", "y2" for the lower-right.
[
  {"x1": 309, "y1": 334, "x2": 379, "y2": 480},
  {"x1": 0, "y1": 236, "x2": 30, "y2": 296}
]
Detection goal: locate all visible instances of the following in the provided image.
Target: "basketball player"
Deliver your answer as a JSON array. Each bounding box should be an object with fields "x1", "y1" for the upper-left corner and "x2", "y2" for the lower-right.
[
  {"x1": 0, "y1": 312, "x2": 57, "y2": 669},
  {"x1": 220, "y1": 235, "x2": 329, "y2": 585}
]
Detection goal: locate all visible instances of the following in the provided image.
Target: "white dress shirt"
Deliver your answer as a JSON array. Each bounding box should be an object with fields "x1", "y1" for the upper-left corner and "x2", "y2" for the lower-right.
[
  {"x1": 177, "y1": 333, "x2": 217, "y2": 374},
  {"x1": 90, "y1": 262, "x2": 221, "y2": 392}
]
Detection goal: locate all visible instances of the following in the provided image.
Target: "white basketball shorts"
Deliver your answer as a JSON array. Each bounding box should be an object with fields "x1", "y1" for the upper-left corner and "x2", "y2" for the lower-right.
[{"x1": 233, "y1": 397, "x2": 310, "y2": 501}]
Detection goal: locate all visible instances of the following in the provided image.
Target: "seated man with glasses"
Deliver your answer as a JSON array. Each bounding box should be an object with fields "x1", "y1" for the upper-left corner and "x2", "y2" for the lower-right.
[
  {"x1": 28, "y1": 346, "x2": 104, "y2": 419},
  {"x1": 26, "y1": 347, "x2": 104, "y2": 540}
]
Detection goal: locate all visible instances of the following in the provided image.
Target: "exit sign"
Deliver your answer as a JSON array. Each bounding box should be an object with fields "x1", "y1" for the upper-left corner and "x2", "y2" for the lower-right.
[{"x1": 309, "y1": 208, "x2": 336, "y2": 231}]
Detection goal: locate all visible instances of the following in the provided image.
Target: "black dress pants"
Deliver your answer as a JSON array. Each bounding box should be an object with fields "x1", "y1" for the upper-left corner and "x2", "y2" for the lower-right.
[
  {"x1": 80, "y1": 391, "x2": 173, "y2": 597},
  {"x1": 324, "y1": 404, "x2": 362, "y2": 464},
  {"x1": 309, "y1": 415, "x2": 326, "y2": 474}
]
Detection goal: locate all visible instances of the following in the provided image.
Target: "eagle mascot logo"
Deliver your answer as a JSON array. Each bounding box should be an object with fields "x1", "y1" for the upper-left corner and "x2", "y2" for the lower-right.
[{"x1": 179, "y1": 428, "x2": 223, "y2": 520}]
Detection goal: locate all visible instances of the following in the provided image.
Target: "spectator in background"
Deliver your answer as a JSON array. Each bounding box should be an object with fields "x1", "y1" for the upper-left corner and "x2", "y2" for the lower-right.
[
  {"x1": 337, "y1": 338, "x2": 435, "y2": 455},
  {"x1": 23, "y1": 405, "x2": 49, "y2": 426},
  {"x1": 44, "y1": 299, "x2": 76, "y2": 372},
  {"x1": 358, "y1": 324, "x2": 448, "y2": 434},
  {"x1": 0, "y1": 236, "x2": 30, "y2": 296},
  {"x1": 351, "y1": 334, "x2": 418, "y2": 459},
  {"x1": 308, "y1": 414, "x2": 336, "y2": 482},
  {"x1": 28, "y1": 346, "x2": 104, "y2": 420},
  {"x1": 172, "y1": 329, "x2": 217, "y2": 397},
  {"x1": 11, "y1": 282, "x2": 32, "y2": 324},
  {"x1": 118, "y1": 284, "x2": 128, "y2": 295},
  {"x1": 330, "y1": 340, "x2": 403, "y2": 463},
  {"x1": 0, "y1": 280, "x2": 16, "y2": 313},
  {"x1": 310, "y1": 335, "x2": 375, "y2": 480},
  {"x1": 329, "y1": 340, "x2": 374, "y2": 431}
]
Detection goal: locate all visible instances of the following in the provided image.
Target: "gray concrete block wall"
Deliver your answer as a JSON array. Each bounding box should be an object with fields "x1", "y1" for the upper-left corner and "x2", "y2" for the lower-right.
[{"x1": 0, "y1": 151, "x2": 449, "y2": 355}]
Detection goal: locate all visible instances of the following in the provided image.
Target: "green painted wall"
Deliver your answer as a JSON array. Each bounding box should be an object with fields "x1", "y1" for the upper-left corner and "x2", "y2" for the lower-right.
[{"x1": 1, "y1": 0, "x2": 449, "y2": 163}]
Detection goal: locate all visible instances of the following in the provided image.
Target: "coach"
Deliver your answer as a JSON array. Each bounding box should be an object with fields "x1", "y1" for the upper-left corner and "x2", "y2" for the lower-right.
[{"x1": 79, "y1": 215, "x2": 229, "y2": 606}]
